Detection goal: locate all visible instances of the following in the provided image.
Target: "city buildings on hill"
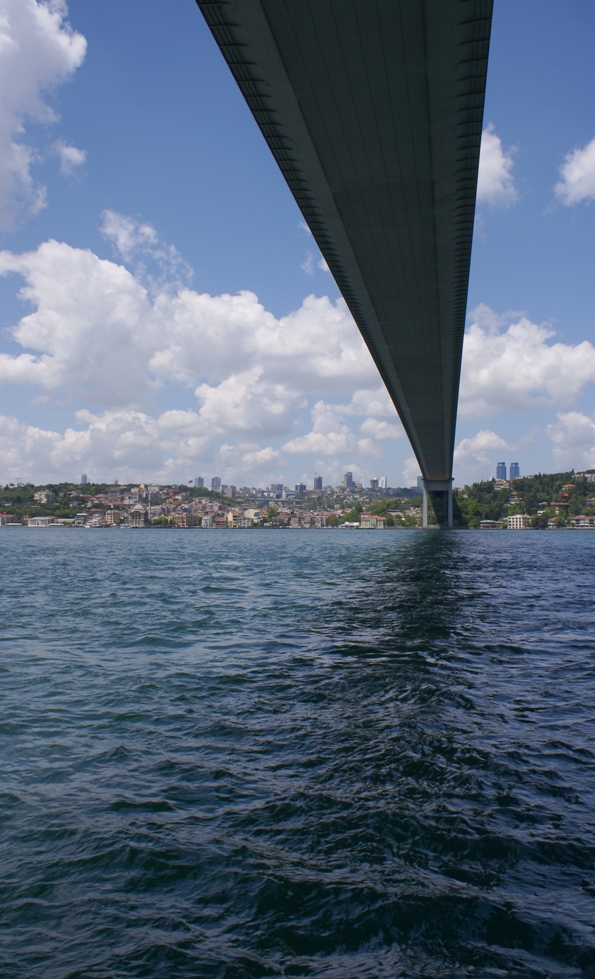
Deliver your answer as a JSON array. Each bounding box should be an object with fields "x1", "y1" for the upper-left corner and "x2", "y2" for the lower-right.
[{"x1": 7, "y1": 468, "x2": 595, "y2": 532}]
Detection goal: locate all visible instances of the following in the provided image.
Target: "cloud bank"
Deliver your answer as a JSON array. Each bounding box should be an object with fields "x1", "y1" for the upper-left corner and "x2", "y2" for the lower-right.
[
  {"x1": 2, "y1": 212, "x2": 595, "y2": 484},
  {"x1": 0, "y1": 215, "x2": 403, "y2": 483}
]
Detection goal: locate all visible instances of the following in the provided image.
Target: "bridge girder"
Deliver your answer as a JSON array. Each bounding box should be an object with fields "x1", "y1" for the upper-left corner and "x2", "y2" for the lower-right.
[{"x1": 196, "y1": 0, "x2": 493, "y2": 481}]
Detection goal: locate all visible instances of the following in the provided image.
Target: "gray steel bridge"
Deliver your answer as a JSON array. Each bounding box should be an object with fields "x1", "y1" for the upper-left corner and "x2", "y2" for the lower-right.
[{"x1": 195, "y1": 0, "x2": 493, "y2": 526}]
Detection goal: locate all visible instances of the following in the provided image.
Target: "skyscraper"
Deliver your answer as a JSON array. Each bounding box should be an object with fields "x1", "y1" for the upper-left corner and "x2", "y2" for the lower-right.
[
  {"x1": 370, "y1": 477, "x2": 378, "y2": 490},
  {"x1": 496, "y1": 462, "x2": 507, "y2": 480},
  {"x1": 342, "y1": 472, "x2": 355, "y2": 490},
  {"x1": 379, "y1": 476, "x2": 387, "y2": 489},
  {"x1": 313, "y1": 475, "x2": 322, "y2": 492},
  {"x1": 194, "y1": 477, "x2": 204, "y2": 488},
  {"x1": 295, "y1": 483, "x2": 306, "y2": 494},
  {"x1": 509, "y1": 462, "x2": 520, "y2": 480},
  {"x1": 211, "y1": 476, "x2": 221, "y2": 491},
  {"x1": 81, "y1": 474, "x2": 88, "y2": 485}
]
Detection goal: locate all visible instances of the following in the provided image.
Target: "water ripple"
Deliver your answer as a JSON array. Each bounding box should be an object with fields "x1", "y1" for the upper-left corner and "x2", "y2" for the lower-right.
[{"x1": 1, "y1": 528, "x2": 594, "y2": 977}]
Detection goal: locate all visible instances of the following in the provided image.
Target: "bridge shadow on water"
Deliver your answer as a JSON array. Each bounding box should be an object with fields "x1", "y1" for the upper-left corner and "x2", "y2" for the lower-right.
[
  {"x1": 206, "y1": 532, "x2": 595, "y2": 979},
  {"x1": 247, "y1": 532, "x2": 594, "y2": 978}
]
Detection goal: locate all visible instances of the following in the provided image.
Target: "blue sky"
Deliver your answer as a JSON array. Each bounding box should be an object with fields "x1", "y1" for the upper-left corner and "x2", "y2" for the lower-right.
[{"x1": 1, "y1": 0, "x2": 595, "y2": 488}]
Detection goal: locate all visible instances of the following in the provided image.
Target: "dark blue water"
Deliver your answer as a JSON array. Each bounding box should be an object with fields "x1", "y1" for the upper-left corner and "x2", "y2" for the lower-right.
[{"x1": 1, "y1": 528, "x2": 594, "y2": 978}]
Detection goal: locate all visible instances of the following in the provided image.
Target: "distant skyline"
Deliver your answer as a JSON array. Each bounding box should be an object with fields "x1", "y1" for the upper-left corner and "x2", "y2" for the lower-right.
[{"x1": 1, "y1": 0, "x2": 595, "y2": 487}]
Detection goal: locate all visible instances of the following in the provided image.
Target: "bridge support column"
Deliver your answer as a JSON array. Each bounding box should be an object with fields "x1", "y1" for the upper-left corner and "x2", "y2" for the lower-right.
[{"x1": 422, "y1": 479, "x2": 454, "y2": 529}]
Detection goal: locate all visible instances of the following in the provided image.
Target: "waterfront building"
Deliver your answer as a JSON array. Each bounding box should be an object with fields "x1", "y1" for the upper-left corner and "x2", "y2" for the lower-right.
[
  {"x1": 507, "y1": 513, "x2": 530, "y2": 530},
  {"x1": 105, "y1": 510, "x2": 120, "y2": 526},
  {"x1": 201, "y1": 515, "x2": 213, "y2": 528},
  {"x1": 129, "y1": 504, "x2": 146, "y2": 528},
  {"x1": 27, "y1": 516, "x2": 55, "y2": 527},
  {"x1": 480, "y1": 520, "x2": 501, "y2": 529},
  {"x1": 360, "y1": 513, "x2": 386, "y2": 529},
  {"x1": 172, "y1": 513, "x2": 201, "y2": 528},
  {"x1": 509, "y1": 462, "x2": 520, "y2": 480},
  {"x1": 496, "y1": 462, "x2": 507, "y2": 480},
  {"x1": 570, "y1": 515, "x2": 595, "y2": 528},
  {"x1": 87, "y1": 514, "x2": 106, "y2": 528},
  {"x1": 238, "y1": 516, "x2": 254, "y2": 528}
]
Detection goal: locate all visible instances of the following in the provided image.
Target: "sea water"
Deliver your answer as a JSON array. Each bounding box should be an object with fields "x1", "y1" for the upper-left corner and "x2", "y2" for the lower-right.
[{"x1": 1, "y1": 528, "x2": 594, "y2": 978}]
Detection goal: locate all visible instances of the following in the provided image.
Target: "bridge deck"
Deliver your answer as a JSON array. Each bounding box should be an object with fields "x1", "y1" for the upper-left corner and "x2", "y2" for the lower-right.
[{"x1": 196, "y1": 0, "x2": 493, "y2": 481}]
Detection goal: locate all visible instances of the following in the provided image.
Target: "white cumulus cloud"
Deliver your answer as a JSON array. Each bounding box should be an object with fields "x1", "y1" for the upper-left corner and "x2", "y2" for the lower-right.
[
  {"x1": 0, "y1": 0, "x2": 86, "y2": 226},
  {"x1": 0, "y1": 239, "x2": 159, "y2": 405},
  {"x1": 53, "y1": 138, "x2": 85, "y2": 174},
  {"x1": 282, "y1": 398, "x2": 386, "y2": 459},
  {"x1": 0, "y1": 219, "x2": 405, "y2": 481},
  {"x1": 555, "y1": 135, "x2": 595, "y2": 206},
  {"x1": 477, "y1": 125, "x2": 517, "y2": 207},
  {"x1": 0, "y1": 228, "x2": 379, "y2": 413},
  {"x1": 195, "y1": 368, "x2": 302, "y2": 438},
  {"x1": 460, "y1": 304, "x2": 595, "y2": 417},
  {"x1": 0, "y1": 407, "x2": 217, "y2": 485},
  {"x1": 546, "y1": 411, "x2": 595, "y2": 471},
  {"x1": 454, "y1": 430, "x2": 509, "y2": 470}
]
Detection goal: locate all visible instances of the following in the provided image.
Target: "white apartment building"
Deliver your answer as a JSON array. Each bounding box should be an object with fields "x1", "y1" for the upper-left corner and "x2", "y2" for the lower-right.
[{"x1": 507, "y1": 513, "x2": 531, "y2": 530}]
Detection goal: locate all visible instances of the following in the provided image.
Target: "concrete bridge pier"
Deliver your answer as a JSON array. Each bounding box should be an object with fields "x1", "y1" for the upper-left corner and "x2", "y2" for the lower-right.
[{"x1": 422, "y1": 479, "x2": 454, "y2": 529}]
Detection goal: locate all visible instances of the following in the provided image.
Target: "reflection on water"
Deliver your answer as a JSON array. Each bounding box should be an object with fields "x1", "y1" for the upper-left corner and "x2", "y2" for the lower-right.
[{"x1": 0, "y1": 529, "x2": 594, "y2": 978}]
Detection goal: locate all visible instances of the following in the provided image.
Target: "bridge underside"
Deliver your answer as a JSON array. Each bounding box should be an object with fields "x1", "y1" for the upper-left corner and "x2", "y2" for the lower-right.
[{"x1": 196, "y1": 0, "x2": 493, "y2": 483}]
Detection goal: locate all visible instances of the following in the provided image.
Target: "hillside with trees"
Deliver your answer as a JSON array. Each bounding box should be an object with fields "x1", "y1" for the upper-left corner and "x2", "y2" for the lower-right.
[{"x1": 454, "y1": 471, "x2": 595, "y2": 528}]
